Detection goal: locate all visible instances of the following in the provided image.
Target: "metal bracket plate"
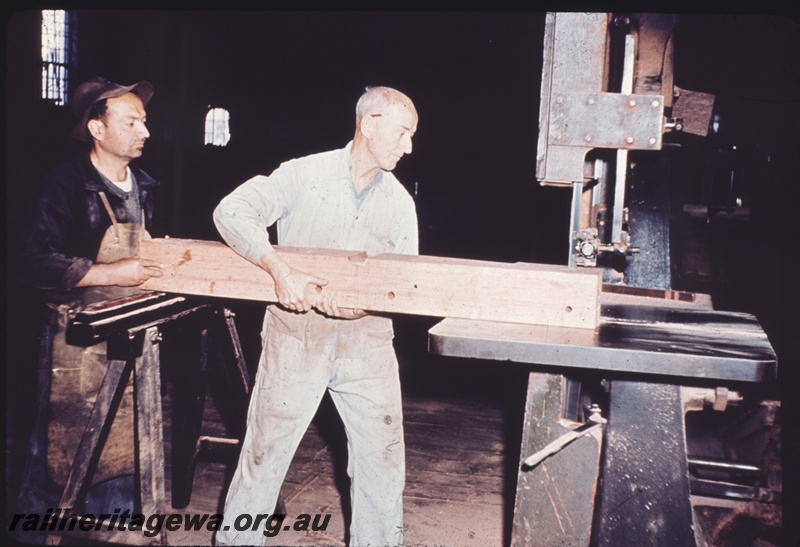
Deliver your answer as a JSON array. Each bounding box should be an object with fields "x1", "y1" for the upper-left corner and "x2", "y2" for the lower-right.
[{"x1": 549, "y1": 91, "x2": 665, "y2": 150}]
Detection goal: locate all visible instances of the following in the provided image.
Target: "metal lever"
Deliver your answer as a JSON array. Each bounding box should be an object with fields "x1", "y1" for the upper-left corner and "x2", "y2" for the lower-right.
[{"x1": 522, "y1": 405, "x2": 607, "y2": 469}]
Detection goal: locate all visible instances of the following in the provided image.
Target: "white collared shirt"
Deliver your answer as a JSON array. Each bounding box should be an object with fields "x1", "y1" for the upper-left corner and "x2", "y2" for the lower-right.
[{"x1": 213, "y1": 142, "x2": 419, "y2": 265}]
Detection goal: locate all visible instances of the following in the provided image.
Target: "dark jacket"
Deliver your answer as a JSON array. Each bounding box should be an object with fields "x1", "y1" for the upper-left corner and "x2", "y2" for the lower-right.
[{"x1": 18, "y1": 152, "x2": 159, "y2": 300}]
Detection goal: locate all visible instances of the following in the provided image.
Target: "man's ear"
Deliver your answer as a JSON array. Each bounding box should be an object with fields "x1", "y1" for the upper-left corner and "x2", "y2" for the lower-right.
[
  {"x1": 359, "y1": 115, "x2": 375, "y2": 139},
  {"x1": 86, "y1": 119, "x2": 105, "y2": 141}
]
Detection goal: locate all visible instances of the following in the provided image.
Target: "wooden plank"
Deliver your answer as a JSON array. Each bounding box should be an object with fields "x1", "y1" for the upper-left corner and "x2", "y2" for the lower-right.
[
  {"x1": 403, "y1": 469, "x2": 504, "y2": 504},
  {"x1": 140, "y1": 238, "x2": 601, "y2": 329},
  {"x1": 402, "y1": 400, "x2": 508, "y2": 429}
]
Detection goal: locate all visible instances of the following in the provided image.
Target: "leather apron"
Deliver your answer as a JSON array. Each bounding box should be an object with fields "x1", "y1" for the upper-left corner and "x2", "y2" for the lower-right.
[{"x1": 47, "y1": 192, "x2": 150, "y2": 486}]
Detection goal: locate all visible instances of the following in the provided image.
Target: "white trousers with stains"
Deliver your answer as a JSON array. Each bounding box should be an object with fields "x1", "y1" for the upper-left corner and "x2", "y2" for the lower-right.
[{"x1": 216, "y1": 306, "x2": 406, "y2": 547}]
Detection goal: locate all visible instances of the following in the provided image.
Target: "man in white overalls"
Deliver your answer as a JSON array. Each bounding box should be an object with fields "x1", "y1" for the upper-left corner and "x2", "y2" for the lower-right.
[{"x1": 17, "y1": 77, "x2": 164, "y2": 522}]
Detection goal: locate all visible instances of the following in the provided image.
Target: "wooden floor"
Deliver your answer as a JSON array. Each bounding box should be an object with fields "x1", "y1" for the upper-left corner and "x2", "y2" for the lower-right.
[
  {"x1": 4, "y1": 312, "x2": 530, "y2": 547},
  {"x1": 5, "y1": 370, "x2": 527, "y2": 547},
  {"x1": 5, "y1": 335, "x2": 785, "y2": 547},
  {"x1": 143, "y1": 313, "x2": 528, "y2": 546},
  {"x1": 160, "y1": 382, "x2": 526, "y2": 547},
  {"x1": 4, "y1": 302, "x2": 788, "y2": 547}
]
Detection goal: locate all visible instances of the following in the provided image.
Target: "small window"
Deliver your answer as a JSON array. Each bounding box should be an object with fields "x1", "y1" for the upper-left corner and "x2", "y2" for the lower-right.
[
  {"x1": 41, "y1": 10, "x2": 76, "y2": 106},
  {"x1": 205, "y1": 107, "x2": 231, "y2": 146}
]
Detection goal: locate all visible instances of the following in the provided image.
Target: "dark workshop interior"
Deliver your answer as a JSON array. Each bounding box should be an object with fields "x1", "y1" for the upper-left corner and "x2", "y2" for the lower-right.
[{"x1": 4, "y1": 9, "x2": 800, "y2": 546}]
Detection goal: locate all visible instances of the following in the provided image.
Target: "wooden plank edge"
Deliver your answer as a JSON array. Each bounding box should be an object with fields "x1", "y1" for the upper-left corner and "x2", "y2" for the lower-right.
[{"x1": 140, "y1": 238, "x2": 601, "y2": 329}]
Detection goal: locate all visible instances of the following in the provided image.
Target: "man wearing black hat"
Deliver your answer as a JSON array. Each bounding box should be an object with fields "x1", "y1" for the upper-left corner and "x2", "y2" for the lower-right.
[{"x1": 16, "y1": 77, "x2": 163, "y2": 520}]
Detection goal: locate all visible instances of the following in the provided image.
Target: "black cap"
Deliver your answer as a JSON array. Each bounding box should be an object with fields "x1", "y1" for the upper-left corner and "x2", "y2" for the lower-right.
[{"x1": 70, "y1": 77, "x2": 153, "y2": 142}]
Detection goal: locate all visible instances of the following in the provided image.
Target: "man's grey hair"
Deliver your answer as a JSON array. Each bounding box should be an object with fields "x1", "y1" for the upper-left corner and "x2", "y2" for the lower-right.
[{"x1": 355, "y1": 86, "x2": 409, "y2": 125}]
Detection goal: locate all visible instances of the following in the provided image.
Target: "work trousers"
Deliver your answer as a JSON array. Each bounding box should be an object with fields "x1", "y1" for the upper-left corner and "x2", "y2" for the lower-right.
[{"x1": 216, "y1": 307, "x2": 406, "y2": 547}]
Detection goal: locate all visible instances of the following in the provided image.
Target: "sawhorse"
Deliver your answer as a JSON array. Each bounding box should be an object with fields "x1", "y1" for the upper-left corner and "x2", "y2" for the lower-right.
[{"x1": 19, "y1": 293, "x2": 250, "y2": 545}]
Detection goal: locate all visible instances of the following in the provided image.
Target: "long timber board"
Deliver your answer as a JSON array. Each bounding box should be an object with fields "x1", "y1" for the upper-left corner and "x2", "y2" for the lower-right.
[{"x1": 140, "y1": 238, "x2": 601, "y2": 329}]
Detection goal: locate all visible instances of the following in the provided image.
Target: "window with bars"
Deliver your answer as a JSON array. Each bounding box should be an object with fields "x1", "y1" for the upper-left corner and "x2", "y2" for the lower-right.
[
  {"x1": 205, "y1": 107, "x2": 231, "y2": 146},
  {"x1": 41, "y1": 10, "x2": 77, "y2": 106}
]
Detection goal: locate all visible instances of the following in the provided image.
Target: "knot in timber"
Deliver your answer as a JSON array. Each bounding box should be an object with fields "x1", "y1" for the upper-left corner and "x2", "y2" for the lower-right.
[{"x1": 347, "y1": 252, "x2": 369, "y2": 264}]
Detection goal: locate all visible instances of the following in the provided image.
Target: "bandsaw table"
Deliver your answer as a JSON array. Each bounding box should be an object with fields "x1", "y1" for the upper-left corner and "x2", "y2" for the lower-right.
[{"x1": 428, "y1": 287, "x2": 778, "y2": 545}]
